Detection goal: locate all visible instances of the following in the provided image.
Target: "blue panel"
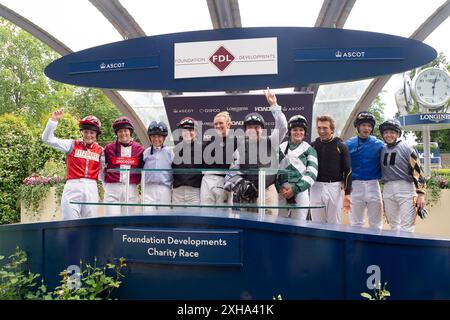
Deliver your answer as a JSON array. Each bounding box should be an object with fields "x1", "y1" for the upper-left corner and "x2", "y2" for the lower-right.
[
  {"x1": 69, "y1": 56, "x2": 160, "y2": 74},
  {"x1": 348, "y1": 240, "x2": 450, "y2": 299},
  {"x1": 398, "y1": 113, "x2": 450, "y2": 127},
  {"x1": 44, "y1": 27, "x2": 437, "y2": 92},
  {"x1": 1, "y1": 213, "x2": 449, "y2": 300},
  {"x1": 0, "y1": 228, "x2": 44, "y2": 276},
  {"x1": 113, "y1": 227, "x2": 242, "y2": 266},
  {"x1": 294, "y1": 47, "x2": 404, "y2": 62}
]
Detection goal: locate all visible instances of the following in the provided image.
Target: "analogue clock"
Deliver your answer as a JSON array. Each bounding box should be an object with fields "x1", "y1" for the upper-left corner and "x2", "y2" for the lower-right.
[{"x1": 412, "y1": 67, "x2": 450, "y2": 109}]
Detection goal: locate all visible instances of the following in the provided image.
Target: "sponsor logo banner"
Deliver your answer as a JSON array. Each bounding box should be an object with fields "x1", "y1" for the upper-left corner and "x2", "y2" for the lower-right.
[
  {"x1": 294, "y1": 47, "x2": 404, "y2": 62},
  {"x1": 112, "y1": 157, "x2": 139, "y2": 166},
  {"x1": 174, "y1": 37, "x2": 277, "y2": 79},
  {"x1": 397, "y1": 113, "x2": 450, "y2": 131},
  {"x1": 74, "y1": 149, "x2": 100, "y2": 162},
  {"x1": 69, "y1": 56, "x2": 160, "y2": 74},
  {"x1": 163, "y1": 93, "x2": 314, "y2": 143}
]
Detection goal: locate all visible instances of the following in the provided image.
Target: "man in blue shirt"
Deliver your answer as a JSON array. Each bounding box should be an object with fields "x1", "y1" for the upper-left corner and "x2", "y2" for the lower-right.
[{"x1": 345, "y1": 112, "x2": 384, "y2": 229}]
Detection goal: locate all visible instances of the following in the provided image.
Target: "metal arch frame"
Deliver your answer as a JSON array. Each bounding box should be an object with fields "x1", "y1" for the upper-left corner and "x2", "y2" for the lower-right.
[
  {"x1": 88, "y1": 0, "x2": 145, "y2": 39},
  {"x1": 295, "y1": 0, "x2": 356, "y2": 97},
  {"x1": 340, "y1": 0, "x2": 450, "y2": 140},
  {"x1": 88, "y1": 0, "x2": 150, "y2": 146},
  {"x1": 0, "y1": 2, "x2": 151, "y2": 147},
  {"x1": 207, "y1": 0, "x2": 241, "y2": 29},
  {"x1": 314, "y1": 0, "x2": 356, "y2": 29},
  {"x1": 0, "y1": 4, "x2": 72, "y2": 56}
]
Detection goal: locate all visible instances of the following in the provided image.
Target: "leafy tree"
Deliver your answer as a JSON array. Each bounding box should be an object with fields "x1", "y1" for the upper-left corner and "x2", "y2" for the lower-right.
[
  {"x1": 0, "y1": 114, "x2": 34, "y2": 224},
  {"x1": 31, "y1": 112, "x2": 80, "y2": 173},
  {"x1": 0, "y1": 18, "x2": 124, "y2": 142},
  {"x1": 66, "y1": 88, "x2": 122, "y2": 146},
  {"x1": 0, "y1": 18, "x2": 72, "y2": 128},
  {"x1": 0, "y1": 18, "x2": 126, "y2": 223},
  {"x1": 368, "y1": 94, "x2": 386, "y2": 140}
]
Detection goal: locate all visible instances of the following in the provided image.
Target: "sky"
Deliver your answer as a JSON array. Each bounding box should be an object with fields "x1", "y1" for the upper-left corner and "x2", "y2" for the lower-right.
[{"x1": 0, "y1": 0, "x2": 449, "y2": 120}]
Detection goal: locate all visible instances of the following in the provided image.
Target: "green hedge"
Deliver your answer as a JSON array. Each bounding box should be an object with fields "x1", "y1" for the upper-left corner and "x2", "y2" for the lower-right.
[{"x1": 0, "y1": 114, "x2": 34, "y2": 224}]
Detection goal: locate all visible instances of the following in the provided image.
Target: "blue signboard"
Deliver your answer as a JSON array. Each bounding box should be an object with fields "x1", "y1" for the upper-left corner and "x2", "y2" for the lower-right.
[
  {"x1": 69, "y1": 56, "x2": 160, "y2": 74},
  {"x1": 398, "y1": 113, "x2": 450, "y2": 131},
  {"x1": 294, "y1": 47, "x2": 404, "y2": 62},
  {"x1": 44, "y1": 27, "x2": 436, "y2": 91},
  {"x1": 113, "y1": 227, "x2": 243, "y2": 266},
  {"x1": 417, "y1": 142, "x2": 442, "y2": 165}
]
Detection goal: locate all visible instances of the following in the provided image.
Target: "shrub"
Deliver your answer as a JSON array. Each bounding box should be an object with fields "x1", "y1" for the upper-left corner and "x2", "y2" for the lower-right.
[
  {"x1": 53, "y1": 257, "x2": 127, "y2": 300},
  {"x1": 0, "y1": 247, "x2": 126, "y2": 300},
  {"x1": 0, "y1": 247, "x2": 41, "y2": 300},
  {"x1": 361, "y1": 282, "x2": 390, "y2": 300},
  {"x1": 0, "y1": 114, "x2": 34, "y2": 224}
]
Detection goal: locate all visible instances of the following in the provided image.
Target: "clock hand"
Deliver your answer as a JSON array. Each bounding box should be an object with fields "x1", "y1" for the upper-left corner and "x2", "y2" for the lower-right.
[{"x1": 432, "y1": 76, "x2": 437, "y2": 96}]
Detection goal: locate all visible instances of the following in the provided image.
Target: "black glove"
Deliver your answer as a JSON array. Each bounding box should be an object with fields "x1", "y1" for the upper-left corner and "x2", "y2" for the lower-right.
[
  {"x1": 233, "y1": 179, "x2": 258, "y2": 202},
  {"x1": 417, "y1": 207, "x2": 428, "y2": 219}
]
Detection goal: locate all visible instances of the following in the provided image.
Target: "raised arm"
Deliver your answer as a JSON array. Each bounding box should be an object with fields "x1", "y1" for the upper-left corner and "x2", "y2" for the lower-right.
[
  {"x1": 264, "y1": 88, "x2": 288, "y2": 146},
  {"x1": 41, "y1": 108, "x2": 73, "y2": 154}
]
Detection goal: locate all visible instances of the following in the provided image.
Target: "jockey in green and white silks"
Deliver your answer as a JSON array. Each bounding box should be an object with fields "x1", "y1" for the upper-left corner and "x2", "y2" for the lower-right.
[{"x1": 277, "y1": 115, "x2": 318, "y2": 220}]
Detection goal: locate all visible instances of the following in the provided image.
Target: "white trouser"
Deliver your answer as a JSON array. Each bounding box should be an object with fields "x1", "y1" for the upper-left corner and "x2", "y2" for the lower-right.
[
  {"x1": 310, "y1": 181, "x2": 343, "y2": 224},
  {"x1": 278, "y1": 190, "x2": 310, "y2": 220},
  {"x1": 200, "y1": 175, "x2": 228, "y2": 205},
  {"x1": 143, "y1": 184, "x2": 172, "y2": 213},
  {"x1": 256, "y1": 184, "x2": 279, "y2": 216},
  {"x1": 61, "y1": 179, "x2": 99, "y2": 220},
  {"x1": 103, "y1": 183, "x2": 139, "y2": 216},
  {"x1": 383, "y1": 180, "x2": 417, "y2": 232},
  {"x1": 172, "y1": 186, "x2": 200, "y2": 207},
  {"x1": 349, "y1": 180, "x2": 383, "y2": 229}
]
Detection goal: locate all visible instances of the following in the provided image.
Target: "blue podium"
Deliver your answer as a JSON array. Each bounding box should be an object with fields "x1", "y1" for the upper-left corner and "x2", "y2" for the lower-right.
[{"x1": 1, "y1": 211, "x2": 449, "y2": 299}]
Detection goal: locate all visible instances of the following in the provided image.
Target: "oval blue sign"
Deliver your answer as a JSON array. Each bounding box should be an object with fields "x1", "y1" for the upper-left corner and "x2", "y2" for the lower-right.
[{"x1": 44, "y1": 27, "x2": 437, "y2": 92}]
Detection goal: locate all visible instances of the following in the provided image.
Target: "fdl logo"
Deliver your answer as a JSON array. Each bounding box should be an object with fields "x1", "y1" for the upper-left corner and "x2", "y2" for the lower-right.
[{"x1": 209, "y1": 46, "x2": 235, "y2": 71}]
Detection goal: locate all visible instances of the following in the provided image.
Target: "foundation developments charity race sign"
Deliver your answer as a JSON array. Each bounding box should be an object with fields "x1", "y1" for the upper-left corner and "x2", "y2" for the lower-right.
[
  {"x1": 114, "y1": 228, "x2": 242, "y2": 266},
  {"x1": 163, "y1": 93, "x2": 314, "y2": 143}
]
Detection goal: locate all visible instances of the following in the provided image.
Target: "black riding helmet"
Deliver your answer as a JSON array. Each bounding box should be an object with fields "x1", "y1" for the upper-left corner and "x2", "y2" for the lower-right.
[
  {"x1": 288, "y1": 115, "x2": 308, "y2": 132},
  {"x1": 178, "y1": 117, "x2": 196, "y2": 130},
  {"x1": 147, "y1": 121, "x2": 168, "y2": 136},
  {"x1": 354, "y1": 111, "x2": 376, "y2": 129},
  {"x1": 243, "y1": 112, "x2": 265, "y2": 129},
  {"x1": 379, "y1": 119, "x2": 402, "y2": 135}
]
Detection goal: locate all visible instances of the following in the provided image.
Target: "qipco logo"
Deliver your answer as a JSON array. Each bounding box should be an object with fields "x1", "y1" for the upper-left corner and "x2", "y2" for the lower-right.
[{"x1": 66, "y1": 265, "x2": 81, "y2": 290}]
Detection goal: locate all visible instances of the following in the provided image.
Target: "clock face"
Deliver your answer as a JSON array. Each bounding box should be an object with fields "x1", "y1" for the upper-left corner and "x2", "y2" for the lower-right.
[{"x1": 412, "y1": 68, "x2": 450, "y2": 108}]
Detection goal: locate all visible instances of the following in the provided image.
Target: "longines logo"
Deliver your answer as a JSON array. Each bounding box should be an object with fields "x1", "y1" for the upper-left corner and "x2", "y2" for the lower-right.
[
  {"x1": 419, "y1": 113, "x2": 450, "y2": 122},
  {"x1": 99, "y1": 62, "x2": 125, "y2": 70},
  {"x1": 335, "y1": 50, "x2": 366, "y2": 58}
]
